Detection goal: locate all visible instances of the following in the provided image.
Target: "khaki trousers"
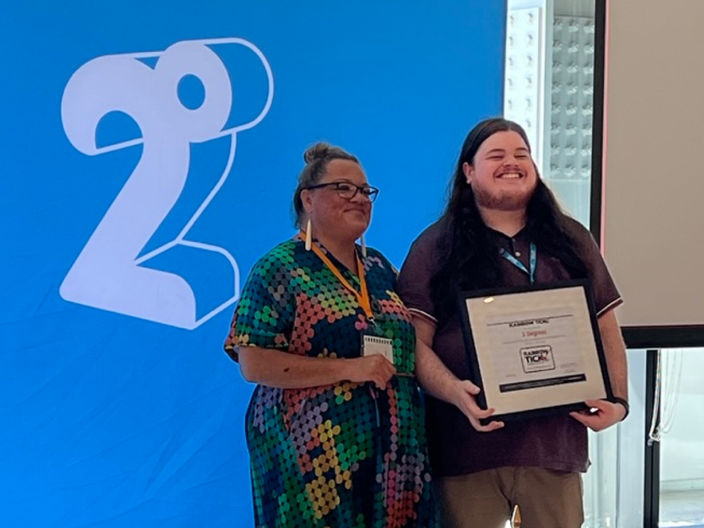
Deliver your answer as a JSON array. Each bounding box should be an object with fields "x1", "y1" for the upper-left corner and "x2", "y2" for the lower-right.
[{"x1": 434, "y1": 466, "x2": 584, "y2": 528}]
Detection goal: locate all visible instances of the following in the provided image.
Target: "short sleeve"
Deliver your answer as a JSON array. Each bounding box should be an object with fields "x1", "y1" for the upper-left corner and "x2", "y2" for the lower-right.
[
  {"x1": 397, "y1": 227, "x2": 440, "y2": 323},
  {"x1": 223, "y1": 250, "x2": 294, "y2": 361},
  {"x1": 568, "y1": 220, "x2": 623, "y2": 316},
  {"x1": 365, "y1": 247, "x2": 399, "y2": 282}
]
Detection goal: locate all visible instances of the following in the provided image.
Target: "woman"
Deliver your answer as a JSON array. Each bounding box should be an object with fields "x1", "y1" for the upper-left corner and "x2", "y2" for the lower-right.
[{"x1": 224, "y1": 143, "x2": 437, "y2": 527}]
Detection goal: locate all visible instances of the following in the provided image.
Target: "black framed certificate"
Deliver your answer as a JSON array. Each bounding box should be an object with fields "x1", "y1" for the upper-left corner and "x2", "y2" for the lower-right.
[{"x1": 458, "y1": 280, "x2": 614, "y2": 422}]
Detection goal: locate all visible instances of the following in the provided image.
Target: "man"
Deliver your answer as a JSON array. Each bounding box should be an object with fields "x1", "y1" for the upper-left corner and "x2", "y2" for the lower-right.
[{"x1": 398, "y1": 118, "x2": 628, "y2": 528}]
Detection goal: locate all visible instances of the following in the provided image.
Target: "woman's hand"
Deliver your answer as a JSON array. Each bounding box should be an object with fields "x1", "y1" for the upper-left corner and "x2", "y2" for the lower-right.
[
  {"x1": 450, "y1": 379, "x2": 505, "y2": 432},
  {"x1": 347, "y1": 355, "x2": 396, "y2": 389}
]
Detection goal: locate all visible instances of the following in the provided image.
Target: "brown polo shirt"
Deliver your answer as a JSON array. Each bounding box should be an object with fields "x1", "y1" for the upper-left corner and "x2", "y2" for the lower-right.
[{"x1": 397, "y1": 217, "x2": 622, "y2": 476}]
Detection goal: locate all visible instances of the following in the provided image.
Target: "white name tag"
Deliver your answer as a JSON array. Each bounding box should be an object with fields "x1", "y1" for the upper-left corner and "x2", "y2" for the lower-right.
[{"x1": 362, "y1": 335, "x2": 394, "y2": 364}]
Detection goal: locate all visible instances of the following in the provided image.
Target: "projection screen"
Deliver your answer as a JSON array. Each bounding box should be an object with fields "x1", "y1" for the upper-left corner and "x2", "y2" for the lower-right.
[{"x1": 601, "y1": 0, "x2": 704, "y2": 347}]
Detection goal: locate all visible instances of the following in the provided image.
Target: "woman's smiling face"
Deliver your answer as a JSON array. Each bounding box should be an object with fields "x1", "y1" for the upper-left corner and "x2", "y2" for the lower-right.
[{"x1": 301, "y1": 159, "x2": 372, "y2": 242}]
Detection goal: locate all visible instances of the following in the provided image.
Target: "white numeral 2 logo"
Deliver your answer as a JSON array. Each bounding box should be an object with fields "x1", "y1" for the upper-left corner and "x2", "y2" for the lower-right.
[{"x1": 60, "y1": 38, "x2": 273, "y2": 329}]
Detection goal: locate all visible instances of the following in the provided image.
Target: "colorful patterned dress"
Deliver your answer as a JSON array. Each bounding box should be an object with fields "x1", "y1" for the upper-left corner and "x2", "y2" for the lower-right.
[{"x1": 224, "y1": 236, "x2": 437, "y2": 528}]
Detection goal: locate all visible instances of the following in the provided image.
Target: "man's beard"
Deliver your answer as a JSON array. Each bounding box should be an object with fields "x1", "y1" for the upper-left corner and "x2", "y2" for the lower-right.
[{"x1": 473, "y1": 184, "x2": 535, "y2": 211}]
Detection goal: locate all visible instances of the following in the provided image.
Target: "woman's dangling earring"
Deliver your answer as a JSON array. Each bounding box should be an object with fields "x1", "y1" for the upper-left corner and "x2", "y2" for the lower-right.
[
  {"x1": 360, "y1": 234, "x2": 367, "y2": 258},
  {"x1": 305, "y1": 218, "x2": 312, "y2": 251}
]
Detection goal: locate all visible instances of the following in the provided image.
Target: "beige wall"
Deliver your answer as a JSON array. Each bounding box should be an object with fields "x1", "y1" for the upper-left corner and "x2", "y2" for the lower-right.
[{"x1": 603, "y1": 0, "x2": 704, "y2": 327}]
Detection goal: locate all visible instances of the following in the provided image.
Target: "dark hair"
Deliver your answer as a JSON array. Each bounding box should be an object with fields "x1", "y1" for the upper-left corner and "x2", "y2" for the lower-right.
[
  {"x1": 292, "y1": 142, "x2": 359, "y2": 228},
  {"x1": 430, "y1": 117, "x2": 588, "y2": 326}
]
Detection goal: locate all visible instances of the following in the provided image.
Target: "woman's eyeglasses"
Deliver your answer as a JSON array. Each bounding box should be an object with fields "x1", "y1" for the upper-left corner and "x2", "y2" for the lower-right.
[{"x1": 305, "y1": 181, "x2": 380, "y2": 202}]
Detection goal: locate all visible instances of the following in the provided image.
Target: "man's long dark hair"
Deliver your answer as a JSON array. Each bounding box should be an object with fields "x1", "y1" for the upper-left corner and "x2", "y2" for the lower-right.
[{"x1": 430, "y1": 118, "x2": 588, "y2": 326}]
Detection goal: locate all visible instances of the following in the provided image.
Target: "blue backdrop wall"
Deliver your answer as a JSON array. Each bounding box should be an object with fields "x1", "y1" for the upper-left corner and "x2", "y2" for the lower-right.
[{"x1": 2, "y1": 2, "x2": 506, "y2": 526}]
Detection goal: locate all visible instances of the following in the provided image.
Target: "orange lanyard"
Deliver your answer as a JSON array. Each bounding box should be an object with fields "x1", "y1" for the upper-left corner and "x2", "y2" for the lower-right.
[{"x1": 301, "y1": 232, "x2": 374, "y2": 320}]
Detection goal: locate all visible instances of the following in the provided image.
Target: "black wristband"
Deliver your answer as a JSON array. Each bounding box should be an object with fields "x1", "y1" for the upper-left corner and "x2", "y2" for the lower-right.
[{"x1": 611, "y1": 396, "x2": 629, "y2": 421}]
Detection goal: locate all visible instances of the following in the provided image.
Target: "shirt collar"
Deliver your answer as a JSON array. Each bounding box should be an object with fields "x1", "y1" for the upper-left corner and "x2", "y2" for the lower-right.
[{"x1": 485, "y1": 224, "x2": 529, "y2": 241}]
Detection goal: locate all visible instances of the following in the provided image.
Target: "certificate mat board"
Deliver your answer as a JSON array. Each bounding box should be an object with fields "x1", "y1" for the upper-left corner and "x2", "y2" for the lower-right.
[{"x1": 459, "y1": 281, "x2": 613, "y2": 421}]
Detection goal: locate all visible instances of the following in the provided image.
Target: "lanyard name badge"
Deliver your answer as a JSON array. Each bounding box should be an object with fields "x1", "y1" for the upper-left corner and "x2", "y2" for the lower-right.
[
  {"x1": 305, "y1": 235, "x2": 394, "y2": 364},
  {"x1": 499, "y1": 242, "x2": 537, "y2": 284}
]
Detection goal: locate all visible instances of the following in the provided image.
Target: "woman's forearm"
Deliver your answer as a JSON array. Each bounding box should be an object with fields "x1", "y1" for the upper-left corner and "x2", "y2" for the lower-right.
[{"x1": 238, "y1": 346, "x2": 396, "y2": 389}]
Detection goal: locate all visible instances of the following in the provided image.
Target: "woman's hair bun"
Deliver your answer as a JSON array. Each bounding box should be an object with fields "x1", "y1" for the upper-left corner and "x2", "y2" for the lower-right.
[{"x1": 303, "y1": 142, "x2": 331, "y2": 164}]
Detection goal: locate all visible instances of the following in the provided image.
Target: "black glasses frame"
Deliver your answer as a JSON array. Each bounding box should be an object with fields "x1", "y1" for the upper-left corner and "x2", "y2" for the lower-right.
[{"x1": 305, "y1": 181, "x2": 380, "y2": 202}]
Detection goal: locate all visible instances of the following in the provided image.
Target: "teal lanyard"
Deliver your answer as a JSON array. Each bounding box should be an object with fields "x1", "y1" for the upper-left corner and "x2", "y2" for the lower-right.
[{"x1": 499, "y1": 242, "x2": 537, "y2": 284}]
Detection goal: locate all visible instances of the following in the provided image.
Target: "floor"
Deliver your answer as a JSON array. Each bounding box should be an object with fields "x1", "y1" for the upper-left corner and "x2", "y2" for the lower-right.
[
  {"x1": 660, "y1": 489, "x2": 704, "y2": 527},
  {"x1": 503, "y1": 490, "x2": 704, "y2": 527}
]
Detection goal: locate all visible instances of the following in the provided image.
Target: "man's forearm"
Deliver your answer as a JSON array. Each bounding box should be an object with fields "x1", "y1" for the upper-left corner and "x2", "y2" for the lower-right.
[
  {"x1": 598, "y1": 309, "x2": 629, "y2": 400},
  {"x1": 415, "y1": 337, "x2": 462, "y2": 403}
]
